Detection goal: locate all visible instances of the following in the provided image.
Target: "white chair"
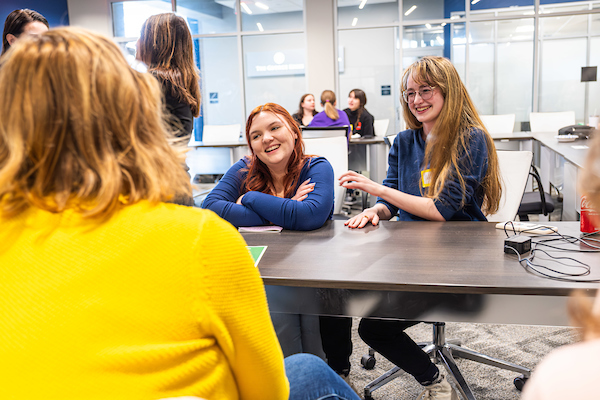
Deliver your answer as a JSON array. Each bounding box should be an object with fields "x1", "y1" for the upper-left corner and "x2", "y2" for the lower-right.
[
  {"x1": 529, "y1": 111, "x2": 575, "y2": 133},
  {"x1": 201, "y1": 124, "x2": 242, "y2": 144},
  {"x1": 373, "y1": 119, "x2": 390, "y2": 137},
  {"x1": 487, "y1": 150, "x2": 533, "y2": 223},
  {"x1": 302, "y1": 126, "x2": 348, "y2": 139},
  {"x1": 480, "y1": 114, "x2": 515, "y2": 134},
  {"x1": 303, "y1": 136, "x2": 348, "y2": 215}
]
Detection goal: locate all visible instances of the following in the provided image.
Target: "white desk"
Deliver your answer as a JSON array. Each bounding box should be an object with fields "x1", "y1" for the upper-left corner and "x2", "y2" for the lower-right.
[
  {"x1": 532, "y1": 132, "x2": 590, "y2": 221},
  {"x1": 349, "y1": 136, "x2": 388, "y2": 207},
  {"x1": 188, "y1": 140, "x2": 250, "y2": 167}
]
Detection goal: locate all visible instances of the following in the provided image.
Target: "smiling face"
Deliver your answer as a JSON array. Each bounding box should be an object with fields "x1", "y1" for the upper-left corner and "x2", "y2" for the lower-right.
[
  {"x1": 249, "y1": 111, "x2": 298, "y2": 174},
  {"x1": 347, "y1": 91, "x2": 360, "y2": 111},
  {"x1": 301, "y1": 95, "x2": 315, "y2": 112},
  {"x1": 406, "y1": 74, "x2": 444, "y2": 135}
]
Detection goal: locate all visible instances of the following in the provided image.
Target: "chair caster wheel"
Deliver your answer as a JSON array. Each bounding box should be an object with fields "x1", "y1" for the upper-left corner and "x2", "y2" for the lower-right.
[
  {"x1": 361, "y1": 354, "x2": 376, "y2": 370},
  {"x1": 514, "y1": 375, "x2": 528, "y2": 391}
]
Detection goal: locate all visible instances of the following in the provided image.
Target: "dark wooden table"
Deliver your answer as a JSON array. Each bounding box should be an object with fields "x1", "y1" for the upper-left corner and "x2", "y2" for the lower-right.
[{"x1": 243, "y1": 220, "x2": 600, "y2": 326}]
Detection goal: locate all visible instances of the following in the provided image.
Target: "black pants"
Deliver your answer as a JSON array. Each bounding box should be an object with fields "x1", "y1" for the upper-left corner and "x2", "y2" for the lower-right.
[
  {"x1": 359, "y1": 318, "x2": 438, "y2": 384},
  {"x1": 320, "y1": 316, "x2": 438, "y2": 384},
  {"x1": 319, "y1": 316, "x2": 352, "y2": 374}
]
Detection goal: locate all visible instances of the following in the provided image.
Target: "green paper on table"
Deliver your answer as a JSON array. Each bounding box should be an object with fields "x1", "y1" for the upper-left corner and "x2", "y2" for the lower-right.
[{"x1": 247, "y1": 246, "x2": 267, "y2": 267}]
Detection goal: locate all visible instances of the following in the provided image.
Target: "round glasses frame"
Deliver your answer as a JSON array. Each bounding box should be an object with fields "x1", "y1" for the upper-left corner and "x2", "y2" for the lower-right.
[{"x1": 402, "y1": 86, "x2": 436, "y2": 104}]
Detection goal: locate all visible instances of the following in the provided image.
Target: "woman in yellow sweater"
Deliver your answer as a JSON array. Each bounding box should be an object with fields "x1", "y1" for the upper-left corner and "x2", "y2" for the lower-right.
[{"x1": 0, "y1": 27, "x2": 359, "y2": 400}]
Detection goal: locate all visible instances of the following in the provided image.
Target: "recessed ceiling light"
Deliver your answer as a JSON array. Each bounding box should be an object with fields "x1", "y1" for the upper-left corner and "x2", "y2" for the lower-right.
[
  {"x1": 257, "y1": 22, "x2": 264, "y2": 31},
  {"x1": 359, "y1": 0, "x2": 368, "y2": 9},
  {"x1": 425, "y1": 23, "x2": 431, "y2": 29},
  {"x1": 255, "y1": 2, "x2": 269, "y2": 10},
  {"x1": 471, "y1": 0, "x2": 481, "y2": 4},
  {"x1": 405, "y1": 5, "x2": 417, "y2": 16},
  {"x1": 352, "y1": 17, "x2": 358, "y2": 26},
  {"x1": 241, "y1": 3, "x2": 252, "y2": 14}
]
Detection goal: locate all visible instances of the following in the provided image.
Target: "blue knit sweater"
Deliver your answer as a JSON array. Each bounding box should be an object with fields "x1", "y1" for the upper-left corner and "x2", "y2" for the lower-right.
[
  {"x1": 203, "y1": 157, "x2": 334, "y2": 230},
  {"x1": 378, "y1": 128, "x2": 489, "y2": 221}
]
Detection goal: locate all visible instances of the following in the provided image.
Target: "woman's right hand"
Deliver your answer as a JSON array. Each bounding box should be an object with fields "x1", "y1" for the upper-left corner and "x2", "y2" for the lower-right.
[
  {"x1": 345, "y1": 206, "x2": 381, "y2": 229},
  {"x1": 291, "y1": 178, "x2": 315, "y2": 201}
]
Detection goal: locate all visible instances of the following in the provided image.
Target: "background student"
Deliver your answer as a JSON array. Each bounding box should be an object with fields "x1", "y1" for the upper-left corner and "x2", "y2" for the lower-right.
[
  {"x1": 1, "y1": 8, "x2": 48, "y2": 56},
  {"x1": 308, "y1": 90, "x2": 351, "y2": 137},
  {"x1": 331, "y1": 56, "x2": 502, "y2": 399},
  {"x1": 137, "y1": 13, "x2": 200, "y2": 141},
  {"x1": 292, "y1": 93, "x2": 317, "y2": 126},
  {"x1": 520, "y1": 132, "x2": 600, "y2": 400},
  {"x1": 344, "y1": 88, "x2": 374, "y2": 138}
]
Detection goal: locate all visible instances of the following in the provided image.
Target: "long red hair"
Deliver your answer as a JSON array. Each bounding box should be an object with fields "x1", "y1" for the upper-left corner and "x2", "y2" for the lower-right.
[{"x1": 243, "y1": 103, "x2": 309, "y2": 198}]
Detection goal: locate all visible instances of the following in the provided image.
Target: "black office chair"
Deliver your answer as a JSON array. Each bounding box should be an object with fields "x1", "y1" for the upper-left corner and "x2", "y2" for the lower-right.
[
  {"x1": 517, "y1": 163, "x2": 556, "y2": 221},
  {"x1": 361, "y1": 322, "x2": 531, "y2": 400}
]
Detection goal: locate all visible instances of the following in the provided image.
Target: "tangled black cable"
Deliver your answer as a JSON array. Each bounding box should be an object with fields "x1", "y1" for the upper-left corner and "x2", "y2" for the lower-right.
[{"x1": 502, "y1": 221, "x2": 600, "y2": 283}]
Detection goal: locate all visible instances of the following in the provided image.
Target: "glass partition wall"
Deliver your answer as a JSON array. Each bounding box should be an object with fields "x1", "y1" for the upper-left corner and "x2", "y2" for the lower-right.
[
  {"x1": 111, "y1": 0, "x2": 600, "y2": 139},
  {"x1": 337, "y1": 0, "x2": 600, "y2": 132}
]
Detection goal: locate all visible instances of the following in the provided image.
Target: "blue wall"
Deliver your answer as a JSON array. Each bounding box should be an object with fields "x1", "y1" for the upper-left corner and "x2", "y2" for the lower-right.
[{"x1": 0, "y1": 0, "x2": 69, "y2": 29}]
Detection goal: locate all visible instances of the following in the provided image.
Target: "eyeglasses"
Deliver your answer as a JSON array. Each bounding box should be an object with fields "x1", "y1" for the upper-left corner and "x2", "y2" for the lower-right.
[{"x1": 402, "y1": 86, "x2": 436, "y2": 103}]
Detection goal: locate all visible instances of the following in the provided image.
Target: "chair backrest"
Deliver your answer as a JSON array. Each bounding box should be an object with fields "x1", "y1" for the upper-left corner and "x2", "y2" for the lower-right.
[
  {"x1": 480, "y1": 114, "x2": 516, "y2": 134},
  {"x1": 302, "y1": 126, "x2": 348, "y2": 139},
  {"x1": 486, "y1": 150, "x2": 533, "y2": 223},
  {"x1": 303, "y1": 136, "x2": 348, "y2": 215},
  {"x1": 384, "y1": 133, "x2": 397, "y2": 147},
  {"x1": 529, "y1": 111, "x2": 575, "y2": 133},
  {"x1": 373, "y1": 119, "x2": 390, "y2": 137},
  {"x1": 202, "y1": 124, "x2": 242, "y2": 144}
]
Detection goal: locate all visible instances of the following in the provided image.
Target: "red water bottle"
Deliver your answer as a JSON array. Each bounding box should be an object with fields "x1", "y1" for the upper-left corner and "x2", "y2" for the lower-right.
[{"x1": 580, "y1": 195, "x2": 600, "y2": 234}]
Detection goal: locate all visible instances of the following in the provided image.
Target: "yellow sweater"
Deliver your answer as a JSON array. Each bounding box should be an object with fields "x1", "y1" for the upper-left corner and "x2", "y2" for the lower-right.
[{"x1": 0, "y1": 201, "x2": 289, "y2": 400}]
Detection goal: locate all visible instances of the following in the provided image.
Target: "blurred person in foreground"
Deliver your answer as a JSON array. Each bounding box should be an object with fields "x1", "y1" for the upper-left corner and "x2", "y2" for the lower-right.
[
  {"x1": 0, "y1": 26, "x2": 362, "y2": 400},
  {"x1": 521, "y1": 132, "x2": 600, "y2": 400}
]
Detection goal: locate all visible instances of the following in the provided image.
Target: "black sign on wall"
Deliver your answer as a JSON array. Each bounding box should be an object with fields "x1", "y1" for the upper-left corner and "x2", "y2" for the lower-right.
[{"x1": 581, "y1": 66, "x2": 597, "y2": 82}]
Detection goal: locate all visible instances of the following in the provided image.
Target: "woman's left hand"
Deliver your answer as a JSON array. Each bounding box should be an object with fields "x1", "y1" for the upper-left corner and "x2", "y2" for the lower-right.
[{"x1": 338, "y1": 170, "x2": 383, "y2": 197}]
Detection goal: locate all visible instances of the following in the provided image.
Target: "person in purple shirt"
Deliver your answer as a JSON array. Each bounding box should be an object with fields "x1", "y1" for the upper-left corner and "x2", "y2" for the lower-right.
[
  {"x1": 308, "y1": 90, "x2": 351, "y2": 138},
  {"x1": 329, "y1": 56, "x2": 503, "y2": 399}
]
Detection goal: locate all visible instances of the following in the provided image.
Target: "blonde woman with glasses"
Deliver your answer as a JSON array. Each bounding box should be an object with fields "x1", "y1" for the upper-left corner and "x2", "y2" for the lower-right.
[{"x1": 324, "y1": 56, "x2": 502, "y2": 399}]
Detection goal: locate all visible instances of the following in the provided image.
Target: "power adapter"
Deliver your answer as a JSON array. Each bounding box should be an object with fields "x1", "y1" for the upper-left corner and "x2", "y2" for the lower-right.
[{"x1": 504, "y1": 235, "x2": 531, "y2": 255}]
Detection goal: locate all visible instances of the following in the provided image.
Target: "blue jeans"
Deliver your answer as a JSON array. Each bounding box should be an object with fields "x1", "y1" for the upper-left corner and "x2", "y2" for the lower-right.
[{"x1": 285, "y1": 354, "x2": 361, "y2": 400}]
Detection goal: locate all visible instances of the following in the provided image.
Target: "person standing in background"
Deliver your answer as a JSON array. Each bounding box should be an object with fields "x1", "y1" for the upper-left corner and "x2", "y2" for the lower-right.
[
  {"x1": 1, "y1": 9, "x2": 48, "y2": 56},
  {"x1": 293, "y1": 93, "x2": 318, "y2": 127},
  {"x1": 344, "y1": 89, "x2": 374, "y2": 138},
  {"x1": 137, "y1": 13, "x2": 200, "y2": 142}
]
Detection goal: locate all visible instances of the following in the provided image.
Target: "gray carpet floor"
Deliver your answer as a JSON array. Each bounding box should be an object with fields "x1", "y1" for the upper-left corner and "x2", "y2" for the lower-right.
[{"x1": 346, "y1": 318, "x2": 579, "y2": 400}]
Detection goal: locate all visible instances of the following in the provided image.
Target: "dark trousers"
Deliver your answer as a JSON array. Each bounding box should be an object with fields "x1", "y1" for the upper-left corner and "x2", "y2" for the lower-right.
[
  {"x1": 319, "y1": 315, "x2": 438, "y2": 384},
  {"x1": 358, "y1": 318, "x2": 438, "y2": 384},
  {"x1": 319, "y1": 316, "x2": 353, "y2": 374}
]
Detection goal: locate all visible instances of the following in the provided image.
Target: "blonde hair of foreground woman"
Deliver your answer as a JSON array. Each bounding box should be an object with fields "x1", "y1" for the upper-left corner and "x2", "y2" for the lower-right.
[
  {"x1": 571, "y1": 132, "x2": 600, "y2": 339},
  {"x1": 0, "y1": 27, "x2": 191, "y2": 218}
]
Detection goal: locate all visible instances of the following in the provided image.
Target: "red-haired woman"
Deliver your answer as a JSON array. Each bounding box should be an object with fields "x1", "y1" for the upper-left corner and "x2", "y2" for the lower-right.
[
  {"x1": 203, "y1": 103, "x2": 334, "y2": 359},
  {"x1": 203, "y1": 103, "x2": 334, "y2": 231}
]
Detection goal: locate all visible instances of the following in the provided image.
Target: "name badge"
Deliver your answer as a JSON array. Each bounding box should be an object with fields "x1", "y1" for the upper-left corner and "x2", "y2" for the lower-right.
[{"x1": 421, "y1": 169, "x2": 431, "y2": 188}]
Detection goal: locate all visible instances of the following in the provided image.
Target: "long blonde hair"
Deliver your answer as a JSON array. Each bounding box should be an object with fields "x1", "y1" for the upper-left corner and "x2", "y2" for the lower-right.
[
  {"x1": 320, "y1": 90, "x2": 339, "y2": 120},
  {"x1": 401, "y1": 56, "x2": 501, "y2": 215},
  {"x1": 0, "y1": 27, "x2": 191, "y2": 219}
]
